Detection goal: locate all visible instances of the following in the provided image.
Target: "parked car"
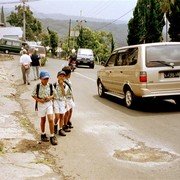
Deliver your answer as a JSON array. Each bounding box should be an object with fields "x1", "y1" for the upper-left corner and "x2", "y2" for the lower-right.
[
  {"x1": 76, "y1": 48, "x2": 95, "y2": 68},
  {"x1": 97, "y1": 42, "x2": 180, "y2": 108},
  {"x1": 0, "y1": 37, "x2": 27, "y2": 54}
]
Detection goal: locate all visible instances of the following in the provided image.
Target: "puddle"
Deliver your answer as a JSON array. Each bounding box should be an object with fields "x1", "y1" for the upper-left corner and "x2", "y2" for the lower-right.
[{"x1": 113, "y1": 144, "x2": 179, "y2": 163}]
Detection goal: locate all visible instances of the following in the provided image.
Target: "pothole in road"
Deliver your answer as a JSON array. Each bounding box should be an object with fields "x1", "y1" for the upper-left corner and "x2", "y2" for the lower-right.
[{"x1": 113, "y1": 144, "x2": 178, "y2": 163}]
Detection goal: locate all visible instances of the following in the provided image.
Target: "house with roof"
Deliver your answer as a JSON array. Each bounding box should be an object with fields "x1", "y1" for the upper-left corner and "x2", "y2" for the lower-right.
[
  {"x1": 0, "y1": 6, "x2": 23, "y2": 40},
  {"x1": 0, "y1": 27, "x2": 23, "y2": 40}
]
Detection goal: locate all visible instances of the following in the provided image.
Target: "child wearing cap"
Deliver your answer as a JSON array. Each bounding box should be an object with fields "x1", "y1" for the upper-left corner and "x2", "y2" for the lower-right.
[
  {"x1": 32, "y1": 71, "x2": 58, "y2": 146},
  {"x1": 53, "y1": 70, "x2": 69, "y2": 136},
  {"x1": 62, "y1": 66, "x2": 75, "y2": 130}
]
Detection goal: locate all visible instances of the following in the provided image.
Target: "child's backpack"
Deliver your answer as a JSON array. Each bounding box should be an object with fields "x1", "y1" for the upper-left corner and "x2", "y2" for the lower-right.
[{"x1": 35, "y1": 83, "x2": 53, "y2": 111}]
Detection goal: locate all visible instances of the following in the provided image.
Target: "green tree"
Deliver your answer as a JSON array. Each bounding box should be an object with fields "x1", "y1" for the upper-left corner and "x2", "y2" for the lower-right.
[
  {"x1": 127, "y1": 7, "x2": 142, "y2": 45},
  {"x1": 62, "y1": 26, "x2": 112, "y2": 62},
  {"x1": 158, "y1": 0, "x2": 175, "y2": 12},
  {"x1": 127, "y1": 0, "x2": 165, "y2": 45},
  {"x1": 167, "y1": 1, "x2": 180, "y2": 41},
  {"x1": 39, "y1": 32, "x2": 50, "y2": 47},
  {"x1": 76, "y1": 27, "x2": 112, "y2": 62},
  {"x1": 109, "y1": 32, "x2": 115, "y2": 52},
  {"x1": 7, "y1": 5, "x2": 42, "y2": 40},
  {"x1": 47, "y1": 27, "x2": 59, "y2": 56},
  {"x1": 1, "y1": 6, "x2": 6, "y2": 26}
]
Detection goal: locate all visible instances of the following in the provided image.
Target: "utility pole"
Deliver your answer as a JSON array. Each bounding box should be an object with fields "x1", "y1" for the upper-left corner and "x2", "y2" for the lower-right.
[
  {"x1": 22, "y1": 0, "x2": 27, "y2": 41},
  {"x1": 1, "y1": 6, "x2": 6, "y2": 27},
  {"x1": 68, "y1": 19, "x2": 71, "y2": 55}
]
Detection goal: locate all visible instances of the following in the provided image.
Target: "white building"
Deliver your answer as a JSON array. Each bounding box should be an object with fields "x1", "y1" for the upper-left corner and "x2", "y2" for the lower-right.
[{"x1": 0, "y1": 27, "x2": 23, "y2": 39}]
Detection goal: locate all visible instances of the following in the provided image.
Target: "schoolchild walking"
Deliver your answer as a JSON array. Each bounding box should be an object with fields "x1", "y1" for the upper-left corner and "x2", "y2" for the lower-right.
[
  {"x1": 32, "y1": 71, "x2": 58, "y2": 145},
  {"x1": 53, "y1": 71, "x2": 68, "y2": 136},
  {"x1": 62, "y1": 66, "x2": 75, "y2": 130}
]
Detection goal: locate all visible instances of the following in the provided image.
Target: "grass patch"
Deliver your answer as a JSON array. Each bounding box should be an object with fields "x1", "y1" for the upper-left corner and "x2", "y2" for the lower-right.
[
  {"x1": 0, "y1": 54, "x2": 14, "y2": 61},
  {"x1": 35, "y1": 157, "x2": 55, "y2": 165},
  {"x1": 0, "y1": 141, "x2": 4, "y2": 155}
]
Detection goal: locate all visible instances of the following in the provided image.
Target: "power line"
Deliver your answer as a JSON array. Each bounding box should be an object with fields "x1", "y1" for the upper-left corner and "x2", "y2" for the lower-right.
[
  {"x1": 93, "y1": 0, "x2": 113, "y2": 17},
  {"x1": 0, "y1": 0, "x2": 39, "y2": 5},
  {"x1": 85, "y1": 0, "x2": 112, "y2": 18},
  {"x1": 85, "y1": 0, "x2": 108, "y2": 16},
  {"x1": 95, "y1": 8, "x2": 134, "y2": 31}
]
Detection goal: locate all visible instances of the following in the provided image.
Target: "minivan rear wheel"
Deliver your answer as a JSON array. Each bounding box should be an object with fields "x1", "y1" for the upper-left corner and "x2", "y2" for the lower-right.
[
  {"x1": 98, "y1": 81, "x2": 105, "y2": 97},
  {"x1": 125, "y1": 89, "x2": 135, "y2": 108}
]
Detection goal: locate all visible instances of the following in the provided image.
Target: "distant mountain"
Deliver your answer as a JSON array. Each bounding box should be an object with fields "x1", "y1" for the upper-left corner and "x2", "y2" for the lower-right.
[
  {"x1": 37, "y1": 13, "x2": 129, "y2": 47},
  {"x1": 34, "y1": 12, "x2": 127, "y2": 24}
]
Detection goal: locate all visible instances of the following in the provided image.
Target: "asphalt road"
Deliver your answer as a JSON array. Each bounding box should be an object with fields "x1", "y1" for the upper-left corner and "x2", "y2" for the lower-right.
[
  {"x1": 45, "y1": 58, "x2": 180, "y2": 180},
  {"x1": 6, "y1": 56, "x2": 180, "y2": 179}
]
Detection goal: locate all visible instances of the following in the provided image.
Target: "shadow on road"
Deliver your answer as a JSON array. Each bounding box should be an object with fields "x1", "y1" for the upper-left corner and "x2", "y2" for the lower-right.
[{"x1": 93, "y1": 94, "x2": 180, "y2": 114}]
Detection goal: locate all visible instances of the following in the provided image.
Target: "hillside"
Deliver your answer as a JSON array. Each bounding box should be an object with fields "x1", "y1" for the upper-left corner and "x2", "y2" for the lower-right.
[
  {"x1": 39, "y1": 18, "x2": 128, "y2": 47},
  {"x1": 4, "y1": 8, "x2": 129, "y2": 47}
]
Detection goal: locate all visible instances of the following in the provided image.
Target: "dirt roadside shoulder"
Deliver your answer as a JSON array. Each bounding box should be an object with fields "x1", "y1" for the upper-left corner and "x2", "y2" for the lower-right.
[{"x1": 0, "y1": 54, "x2": 64, "y2": 179}]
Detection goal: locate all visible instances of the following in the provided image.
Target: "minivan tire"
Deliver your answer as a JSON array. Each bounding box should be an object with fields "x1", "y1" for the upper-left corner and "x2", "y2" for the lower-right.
[
  {"x1": 98, "y1": 81, "x2": 105, "y2": 97},
  {"x1": 125, "y1": 89, "x2": 136, "y2": 108}
]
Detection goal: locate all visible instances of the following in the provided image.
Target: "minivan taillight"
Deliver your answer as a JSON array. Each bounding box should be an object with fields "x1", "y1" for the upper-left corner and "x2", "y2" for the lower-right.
[{"x1": 139, "y1": 71, "x2": 147, "y2": 82}]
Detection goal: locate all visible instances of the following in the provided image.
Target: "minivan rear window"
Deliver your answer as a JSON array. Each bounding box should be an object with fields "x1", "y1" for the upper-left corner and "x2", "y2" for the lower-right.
[{"x1": 146, "y1": 45, "x2": 180, "y2": 67}]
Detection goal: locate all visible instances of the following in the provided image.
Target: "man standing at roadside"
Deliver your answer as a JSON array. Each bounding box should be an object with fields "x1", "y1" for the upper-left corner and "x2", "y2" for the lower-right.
[
  {"x1": 31, "y1": 48, "x2": 41, "y2": 80},
  {"x1": 20, "y1": 49, "x2": 32, "y2": 85}
]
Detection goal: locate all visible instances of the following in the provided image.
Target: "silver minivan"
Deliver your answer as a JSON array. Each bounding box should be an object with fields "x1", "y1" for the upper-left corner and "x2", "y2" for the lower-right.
[{"x1": 97, "y1": 42, "x2": 180, "y2": 108}]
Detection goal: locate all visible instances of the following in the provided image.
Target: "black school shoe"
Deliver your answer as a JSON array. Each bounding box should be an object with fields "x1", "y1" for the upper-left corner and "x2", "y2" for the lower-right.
[
  {"x1": 59, "y1": 129, "x2": 66, "y2": 136},
  {"x1": 41, "y1": 134, "x2": 49, "y2": 142},
  {"x1": 63, "y1": 125, "x2": 71, "y2": 132},
  {"x1": 50, "y1": 136, "x2": 58, "y2": 145},
  {"x1": 54, "y1": 124, "x2": 58, "y2": 134},
  {"x1": 67, "y1": 121, "x2": 73, "y2": 128}
]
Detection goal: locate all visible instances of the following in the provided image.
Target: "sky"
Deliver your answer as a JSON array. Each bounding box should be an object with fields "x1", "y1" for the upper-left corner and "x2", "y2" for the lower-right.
[{"x1": 0, "y1": 0, "x2": 137, "y2": 22}]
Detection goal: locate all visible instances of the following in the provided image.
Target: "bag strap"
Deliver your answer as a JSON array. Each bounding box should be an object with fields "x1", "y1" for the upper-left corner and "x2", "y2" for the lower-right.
[
  {"x1": 53, "y1": 82, "x2": 57, "y2": 89},
  {"x1": 49, "y1": 83, "x2": 53, "y2": 96},
  {"x1": 35, "y1": 83, "x2": 40, "y2": 111},
  {"x1": 64, "y1": 81, "x2": 72, "y2": 91}
]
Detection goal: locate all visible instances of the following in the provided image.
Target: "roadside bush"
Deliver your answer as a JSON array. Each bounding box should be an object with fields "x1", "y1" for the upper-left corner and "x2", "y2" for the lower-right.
[{"x1": 40, "y1": 57, "x2": 47, "y2": 66}]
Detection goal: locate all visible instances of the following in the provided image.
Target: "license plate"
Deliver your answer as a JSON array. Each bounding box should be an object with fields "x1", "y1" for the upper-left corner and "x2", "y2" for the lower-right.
[{"x1": 164, "y1": 71, "x2": 180, "y2": 78}]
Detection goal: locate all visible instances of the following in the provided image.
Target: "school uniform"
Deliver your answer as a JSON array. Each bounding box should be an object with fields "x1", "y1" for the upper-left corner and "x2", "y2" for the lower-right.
[
  {"x1": 32, "y1": 83, "x2": 54, "y2": 117},
  {"x1": 53, "y1": 82, "x2": 67, "y2": 114},
  {"x1": 65, "y1": 79, "x2": 75, "y2": 111}
]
